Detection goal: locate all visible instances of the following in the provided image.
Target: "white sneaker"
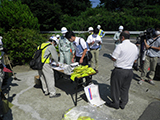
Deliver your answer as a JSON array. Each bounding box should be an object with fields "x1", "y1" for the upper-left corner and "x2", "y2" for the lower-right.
[
  {"x1": 138, "y1": 79, "x2": 144, "y2": 85},
  {"x1": 148, "y1": 79, "x2": 155, "y2": 85}
]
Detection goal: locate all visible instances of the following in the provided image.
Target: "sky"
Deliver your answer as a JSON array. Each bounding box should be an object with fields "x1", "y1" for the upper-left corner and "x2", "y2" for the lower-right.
[{"x1": 90, "y1": 0, "x2": 100, "y2": 8}]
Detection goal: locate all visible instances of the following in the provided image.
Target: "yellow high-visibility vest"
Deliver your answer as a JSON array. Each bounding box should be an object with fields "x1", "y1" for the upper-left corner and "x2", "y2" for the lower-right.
[
  {"x1": 98, "y1": 29, "x2": 102, "y2": 37},
  {"x1": 38, "y1": 43, "x2": 51, "y2": 64},
  {"x1": 0, "y1": 51, "x2": 3, "y2": 60}
]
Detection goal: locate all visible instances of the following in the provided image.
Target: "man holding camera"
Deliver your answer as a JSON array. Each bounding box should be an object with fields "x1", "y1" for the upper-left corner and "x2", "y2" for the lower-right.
[{"x1": 139, "y1": 25, "x2": 160, "y2": 85}]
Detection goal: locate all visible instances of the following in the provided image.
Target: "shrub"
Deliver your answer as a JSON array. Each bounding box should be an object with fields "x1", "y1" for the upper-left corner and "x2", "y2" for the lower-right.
[{"x1": 3, "y1": 27, "x2": 47, "y2": 65}]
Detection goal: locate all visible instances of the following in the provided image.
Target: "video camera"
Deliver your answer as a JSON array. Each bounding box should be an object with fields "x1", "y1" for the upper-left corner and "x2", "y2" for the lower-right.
[
  {"x1": 139, "y1": 27, "x2": 156, "y2": 42},
  {"x1": 136, "y1": 27, "x2": 156, "y2": 71}
]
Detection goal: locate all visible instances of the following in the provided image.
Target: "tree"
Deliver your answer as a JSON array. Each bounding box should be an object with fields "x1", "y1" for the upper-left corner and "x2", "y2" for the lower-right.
[
  {"x1": 99, "y1": 0, "x2": 160, "y2": 11},
  {"x1": 21, "y1": 0, "x2": 92, "y2": 30},
  {"x1": 55, "y1": 0, "x2": 92, "y2": 16},
  {"x1": 0, "y1": 0, "x2": 39, "y2": 32},
  {"x1": 21, "y1": 0, "x2": 62, "y2": 31}
]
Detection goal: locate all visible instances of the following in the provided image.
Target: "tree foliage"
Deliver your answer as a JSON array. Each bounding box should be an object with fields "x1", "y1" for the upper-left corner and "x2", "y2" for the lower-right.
[
  {"x1": 99, "y1": 0, "x2": 160, "y2": 11},
  {"x1": 3, "y1": 27, "x2": 47, "y2": 65},
  {"x1": 21, "y1": 0, "x2": 91, "y2": 31},
  {"x1": 61, "y1": 6, "x2": 160, "y2": 31},
  {"x1": 0, "y1": 0, "x2": 39, "y2": 32},
  {"x1": 21, "y1": 0, "x2": 62, "y2": 31},
  {"x1": 55, "y1": 0, "x2": 91, "y2": 16}
]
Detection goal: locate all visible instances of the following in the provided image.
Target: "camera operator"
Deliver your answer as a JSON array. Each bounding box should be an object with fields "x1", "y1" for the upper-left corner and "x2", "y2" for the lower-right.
[{"x1": 138, "y1": 25, "x2": 160, "y2": 85}]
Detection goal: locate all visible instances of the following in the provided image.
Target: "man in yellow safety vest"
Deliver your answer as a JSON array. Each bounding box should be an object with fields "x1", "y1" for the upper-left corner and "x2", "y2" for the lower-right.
[
  {"x1": 38, "y1": 37, "x2": 61, "y2": 98},
  {"x1": 97, "y1": 25, "x2": 105, "y2": 50}
]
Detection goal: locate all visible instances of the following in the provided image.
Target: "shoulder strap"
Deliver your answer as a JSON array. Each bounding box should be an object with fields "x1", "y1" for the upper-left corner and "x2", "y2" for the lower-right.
[
  {"x1": 79, "y1": 37, "x2": 81, "y2": 46},
  {"x1": 39, "y1": 43, "x2": 51, "y2": 50},
  {"x1": 78, "y1": 37, "x2": 84, "y2": 50},
  {"x1": 149, "y1": 36, "x2": 160, "y2": 45}
]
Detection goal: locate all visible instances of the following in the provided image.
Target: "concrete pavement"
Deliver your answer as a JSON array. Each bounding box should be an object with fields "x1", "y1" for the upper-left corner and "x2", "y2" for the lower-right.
[{"x1": 2, "y1": 38, "x2": 160, "y2": 120}]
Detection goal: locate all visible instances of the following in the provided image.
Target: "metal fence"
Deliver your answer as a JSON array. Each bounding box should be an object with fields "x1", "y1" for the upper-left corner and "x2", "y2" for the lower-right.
[{"x1": 40, "y1": 31, "x2": 143, "y2": 35}]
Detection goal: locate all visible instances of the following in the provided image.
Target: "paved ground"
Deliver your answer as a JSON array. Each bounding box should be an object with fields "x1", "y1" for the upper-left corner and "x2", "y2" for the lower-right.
[{"x1": 2, "y1": 37, "x2": 160, "y2": 120}]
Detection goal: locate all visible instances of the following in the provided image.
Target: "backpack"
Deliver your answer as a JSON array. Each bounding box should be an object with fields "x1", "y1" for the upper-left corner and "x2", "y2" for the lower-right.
[{"x1": 29, "y1": 44, "x2": 51, "y2": 70}]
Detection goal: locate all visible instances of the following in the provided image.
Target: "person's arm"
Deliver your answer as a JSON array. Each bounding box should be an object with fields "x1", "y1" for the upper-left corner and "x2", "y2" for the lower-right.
[
  {"x1": 150, "y1": 46, "x2": 160, "y2": 50},
  {"x1": 110, "y1": 45, "x2": 121, "y2": 61},
  {"x1": 86, "y1": 36, "x2": 94, "y2": 46},
  {"x1": 50, "y1": 46, "x2": 59, "y2": 66},
  {"x1": 70, "y1": 42, "x2": 75, "y2": 55},
  {"x1": 113, "y1": 33, "x2": 118, "y2": 41},
  {"x1": 144, "y1": 37, "x2": 160, "y2": 50},
  {"x1": 79, "y1": 48, "x2": 87, "y2": 64},
  {"x1": 79, "y1": 38, "x2": 88, "y2": 63},
  {"x1": 102, "y1": 30, "x2": 105, "y2": 37},
  {"x1": 88, "y1": 41, "x2": 95, "y2": 46},
  {"x1": 72, "y1": 51, "x2": 76, "y2": 63},
  {"x1": 111, "y1": 56, "x2": 116, "y2": 61},
  {"x1": 144, "y1": 39, "x2": 160, "y2": 50},
  {"x1": 58, "y1": 40, "x2": 62, "y2": 53},
  {"x1": 97, "y1": 36, "x2": 102, "y2": 45}
]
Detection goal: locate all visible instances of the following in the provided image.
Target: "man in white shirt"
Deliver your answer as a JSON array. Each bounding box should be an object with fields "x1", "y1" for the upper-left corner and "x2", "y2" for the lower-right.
[
  {"x1": 87, "y1": 28, "x2": 102, "y2": 72},
  {"x1": 108, "y1": 31, "x2": 139, "y2": 109},
  {"x1": 65, "y1": 31, "x2": 88, "y2": 65},
  {"x1": 65, "y1": 31, "x2": 90, "y2": 86}
]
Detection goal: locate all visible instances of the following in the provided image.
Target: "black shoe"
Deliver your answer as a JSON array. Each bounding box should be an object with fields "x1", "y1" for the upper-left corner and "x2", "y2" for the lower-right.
[
  {"x1": 45, "y1": 93, "x2": 49, "y2": 96},
  {"x1": 44, "y1": 91, "x2": 49, "y2": 96},
  {"x1": 119, "y1": 105, "x2": 125, "y2": 109},
  {"x1": 106, "y1": 102, "x2": 119, "y2": 109},
  {"x1": 49, "y1": 93, "x2": 61, "y2": 98}
]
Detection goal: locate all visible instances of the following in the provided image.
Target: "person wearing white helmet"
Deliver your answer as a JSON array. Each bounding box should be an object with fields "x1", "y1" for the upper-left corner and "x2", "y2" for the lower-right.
[
  {"x1": 56, "y1": 34, "x2": 60, "y2": 44},
  {"x1": 49, "y1": 36, "x2": 58, "y2": 45},
  {"x1": 38, "y1": 36, "x2": 60, "y2": 98},
  {"x1": 97, "y1": 25, "x2": 105, "y2": 50},
  {"x1": 87, "y1": 28, "x2": 102, "y2": 73},
  {"x1": 59, "y1": 27, "x2": 75, "y2": 64},
  {"x1": 88, "y1": 27, "x2": 93, "y2": 34},
  {"x1": 113, "y1": 25, "x2": 124, "y2": 47}
]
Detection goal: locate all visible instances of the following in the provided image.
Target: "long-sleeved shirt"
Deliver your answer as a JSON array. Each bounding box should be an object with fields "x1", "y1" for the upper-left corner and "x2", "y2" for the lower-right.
[
  {"x1": 113, "y1": 31, "x2": 121, "y2": 41},
  {"x1": 98, "y1": 29, "x2": 105, "y2": 38},
  {"x1": 44, "y1": 42, "x2": 59, "y2": 64},
  {"x1": 59, "y1": 36, "x2": 75, "y2": 53}
]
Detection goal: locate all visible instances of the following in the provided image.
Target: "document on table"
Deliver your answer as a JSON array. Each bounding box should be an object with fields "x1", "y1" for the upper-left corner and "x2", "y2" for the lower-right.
[
  {"x1": 51, "y1": 62, "x2": 70, "y2": 71},
  {"x1": 53, "y1": 67, "x2": 64, "y2": 71}
]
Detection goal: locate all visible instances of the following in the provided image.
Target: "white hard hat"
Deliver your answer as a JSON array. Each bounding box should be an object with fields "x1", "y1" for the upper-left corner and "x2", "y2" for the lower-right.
[
  {"x1": 61, "y1": 27, "x2": 68, "y2": 34},
  {"x1": 88, "y1": 27, "x2": 93, "y2": 31},
  {"x1": 119, "y1": 25, "x2": 124, "y2": 30},
  {"x1": 49, "y1": 36, "x2": 57, "y2": 44},
  {"x1": 0, "y1": 36, "x2": 2, "y2": 39},
  {"x1": 97, "y1": 25, "x2": 101, "y2": 29},
  {"x1": 56, "y1": 34, "x2": 60, "y2": 38}
]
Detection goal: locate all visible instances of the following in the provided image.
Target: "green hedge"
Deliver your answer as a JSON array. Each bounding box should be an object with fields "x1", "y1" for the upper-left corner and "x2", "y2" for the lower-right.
[{"x1": 3, "y1": 27, "x2": 47, "y2": 65}]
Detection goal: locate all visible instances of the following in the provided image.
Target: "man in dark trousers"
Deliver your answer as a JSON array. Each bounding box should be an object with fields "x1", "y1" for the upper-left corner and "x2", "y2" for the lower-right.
[
  {"x1": 108, "y1": 30, "x2": 139, "y2": 109},
  {"x1": 65, "y1": 31, "x2": 90, "y2": 86}
]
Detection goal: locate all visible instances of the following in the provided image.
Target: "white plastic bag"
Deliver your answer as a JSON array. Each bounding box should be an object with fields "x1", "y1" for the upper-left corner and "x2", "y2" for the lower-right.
[
  {"x1": 84, "y1": 83, "x2": 105, "y2": 107},
  {"x1": 62, "y1": 105, "x2": 114, "y2": 120}
]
